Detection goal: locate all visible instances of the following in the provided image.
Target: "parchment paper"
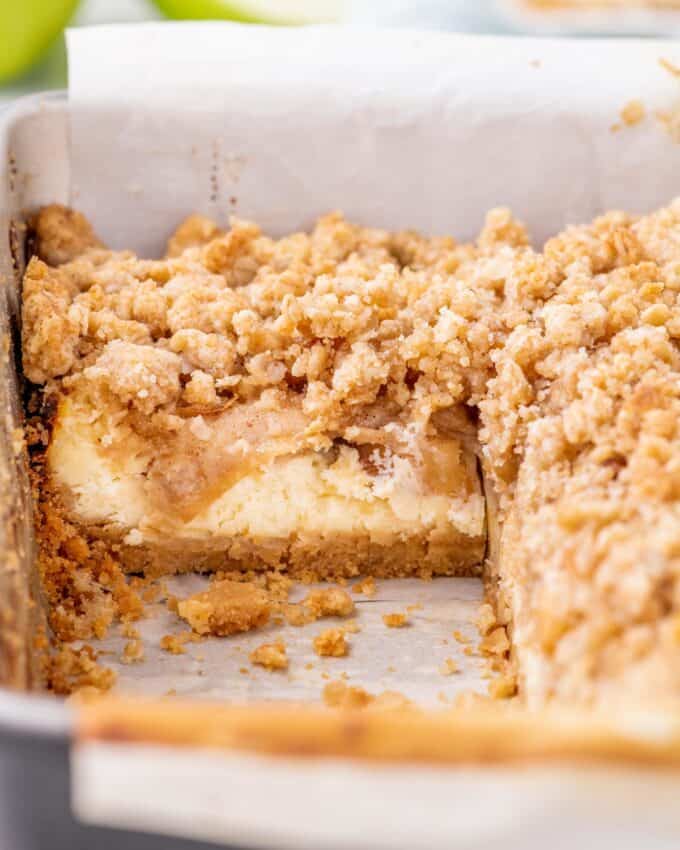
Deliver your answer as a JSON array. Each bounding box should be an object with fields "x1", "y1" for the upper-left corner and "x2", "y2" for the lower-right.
[{"x1": 64, "y1": 23, "x2": 680, "y2": 849}]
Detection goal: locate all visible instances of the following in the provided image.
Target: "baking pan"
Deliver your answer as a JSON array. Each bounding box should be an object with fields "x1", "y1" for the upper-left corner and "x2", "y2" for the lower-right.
[{"x1": 3, "y1": 24, "x2": 680, "y2": 848}]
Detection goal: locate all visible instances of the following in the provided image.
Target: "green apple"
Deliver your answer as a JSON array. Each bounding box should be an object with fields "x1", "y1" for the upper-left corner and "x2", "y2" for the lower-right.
[
  {"x1": 0, "y1": 0, "x2": 81, "y2": 84},
  {"x1": 151, "y1": 0, "x2": 345, "y2": 25}
]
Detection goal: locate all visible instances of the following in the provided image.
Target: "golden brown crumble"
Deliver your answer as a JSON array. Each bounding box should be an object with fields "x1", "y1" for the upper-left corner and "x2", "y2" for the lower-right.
[
  {"x1": 313, "y1": 628, "x2": 348, "y2": 657},
  {"x1": 620, "y1": 100, "x2": 646, "y2": 128},
  {"x1": 250, "y1": 639, "x2": 288, "y2": 671},
  {"x1": 177, "y1": 580, "x2": 271, "y2": 637},
  {"x1": 122, "y1": 639, "x2": 145, "y2": 664},
  {"x1": 304, "y1": 587, "x2": 355, "y2": 618},
  {"x1": 322, "y1": 680, "x2": 412, "y2": 711},
  {"x1": 282, "y1": 586, "x2": 354, "y2": 626},
  {"x1": 352, "y1": 577, "x2": 377, "y2": 597},
  {"x1": 439, "y1": 658, "x2": 460, "y2": 676},
  {"x1": 382, "y1": 612, "x2": 409, "y2": 628},
  {"x1": 160, "y1": 634, "x2": 188, "y2": 655},
  {"x1": 46, "y1": 645, "x2": 116, "y2": 696}
]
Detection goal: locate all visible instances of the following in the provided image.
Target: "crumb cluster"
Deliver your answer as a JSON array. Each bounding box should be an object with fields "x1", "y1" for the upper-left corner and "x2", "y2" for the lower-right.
[{"x1": 176, "y1": 580, "x2": 271, "y2": 636}]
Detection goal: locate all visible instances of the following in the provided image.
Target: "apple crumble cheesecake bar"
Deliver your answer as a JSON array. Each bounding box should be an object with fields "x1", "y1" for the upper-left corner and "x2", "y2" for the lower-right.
[{"x1": 23, "y1": 198, "x2": 680, "y2": 708}]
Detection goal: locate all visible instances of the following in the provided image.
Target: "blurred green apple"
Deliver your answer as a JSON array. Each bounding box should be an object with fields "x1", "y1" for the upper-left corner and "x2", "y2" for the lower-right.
[
  {"x1": 0, "y1": 0, "x2": 80, "y2": 84},
  {"x1": 151, "y1": 0, "x2": 344, "y2": 25}
]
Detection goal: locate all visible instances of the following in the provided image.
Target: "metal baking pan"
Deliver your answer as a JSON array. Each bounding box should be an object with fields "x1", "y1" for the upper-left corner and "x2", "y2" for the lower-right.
[{"x1": 3, "y1": 25, "x2": 680, "y2": 847}]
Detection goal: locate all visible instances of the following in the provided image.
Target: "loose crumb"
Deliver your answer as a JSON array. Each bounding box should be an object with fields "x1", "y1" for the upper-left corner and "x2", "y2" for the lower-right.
[
  {"x1": 314, "y1": 628, "x2": 348, "y2": 657},
  {"x1": 352, "y1": 577, "x2": 377, "y2": 597},
  {"x1": 660, "y1": 57, "x2": 680, "y2": 78},
  {"x1": 480, "y1": 627, "x2": 510, "y2": 657},
  {"x1": 283, "y1": 603, "x2": 312, "y2": 627},
  {"x1": 439, "y1": 657, "x2": 460, "y2": 676},
  {"x1": 343, "y1": 619, "x2": 361, "y2": 634},
  {"x1": 620, "y1": 99, "x2": 645, "y2": 127},
  {"x1": 160, "y1": 633, "x2": 188, "y2": 655},
  {"x1": 406, "y1": 603, "x2": 423, "y2": 613},
  {"x1": 46, "y1": 645, "x2": 116, "y2": 696},
  {"x1": 323, "y1": 680, "x2": 412, "y2": 711},
  {"x1": 323, "y1": 680, "x2": 373, "y2": 708},
  {"x1": 383, "y1": 612, "x2": 409, "y2": 628},
  {"x1": 121, "y1": 639, "x2": 144, "y2": 664},
  {"x1": 488, "y1": 675, "x2": 517, "y2": 700},
  {"x1": 177, "y1": 579, "x2": 270, "y2": 636},
  {"x1": 304, "y1": 587, "x2": 355, "y2": 618},
  {"x1": 476, "y1": 603, "x2": 497, "y2": 637},
  {"x1": 452, "y1": 629, "x2": 471, "y2": 644},
  {"x1": 250, "y1": 639, "x2": 288, "y2": 671},
  {"x1": 121, "y1": 623, "x2": 140, "y2": 640}
]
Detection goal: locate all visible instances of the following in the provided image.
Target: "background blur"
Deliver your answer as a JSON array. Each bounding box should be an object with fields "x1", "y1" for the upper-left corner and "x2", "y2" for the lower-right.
[{"x1": 1, "y1": 0, "x2": 679, "y2": 104}]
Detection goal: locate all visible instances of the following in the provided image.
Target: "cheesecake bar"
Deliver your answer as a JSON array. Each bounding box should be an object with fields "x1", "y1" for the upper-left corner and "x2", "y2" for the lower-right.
[
  {"x1": 24, "y1": 199, "x2": 680, "y2": 710},
  {"x1": 24, "y1": 205, "x2": 514, "y2": 589}
]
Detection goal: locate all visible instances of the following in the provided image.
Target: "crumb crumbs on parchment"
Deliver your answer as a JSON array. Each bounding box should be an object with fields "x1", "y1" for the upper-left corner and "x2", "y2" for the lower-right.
[
  {"x1": 250, "y1": 639, "x2": 288, "y2": 671},
  {"x1": 239, "y1": 667, "x2": 249, "y2": 675},
  {"x1": 463, "y1": 646, "x2": 477, "y2": 657},
  {"x1": 476, "y1": 603, "x2": 497, "y2": 637},
  {"x1": 121, "y1": 639, "x2": 144, "y2": 664},
  {"x1": 304, "y1": 662, "x2": 314, "y2": 670},
  {"x1": 46, "y1": 644, "x2": 116, "y2": 696},
  {"x1": 660, "y1": 57, "x2": 680, "y2": 78},
  {"x1": 406, "y1": 603, "x2": 423, "y2": 613},
  {"x1": 386, "y1": 664, "x2": 396, "y2": 673},
  {"x1": 284, "y1": 586, "x2": 355, "y2": 626},
  {"x1": 164, "y1": 688, "x2": 177, "y2": 697},
  {"x1": 352, "y1": 577, "x2": 377, "y2": 597},
  {"x1": 305, "y1": 587, "x2": 355, "y2": 618},
  {"x1": 160, "y1": 630, "x2": 201, "y2": 654},
  {"x1": 656, "y1": 108, "x2": 680, "y2": 143},
  {"x1": 176, "y1": 579, "x2": 270, "y2": 636},
  {"x1": 452, "y1": 629, "x2": 471, "y2": 644},
  {"x1": 314, "y1": 628, "x2": 348, "y2": 657},
  {"x1": 488, "y1": 675, "x2": 517, "y2": 700},
  {"x1": 480, "y1": 627, "x2": 511, "y2": 658},
  {"x1": 383, "y1": 612, "x2": 409, "y2": 628},
  {"x1": 439, "y1": 657, "x2": 460, "y2": 676},
  {"x1": 343, "y1": 618, "x2": 361, "y2": 634},
  {"x1": 160, "y1": 633, "x2": 187, "y2": 654},
  {"x1": 619, "y1": 99, "x2": 646, "y2": 129},
  {"x1": 323, "y1": 680, "x2": 412, "y2": 711}
]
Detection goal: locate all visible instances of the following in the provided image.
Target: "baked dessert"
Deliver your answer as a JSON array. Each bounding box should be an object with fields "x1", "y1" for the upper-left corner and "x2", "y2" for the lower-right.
[{"x1": 23, "y1": 199, "x2": 680, "y2": 709}]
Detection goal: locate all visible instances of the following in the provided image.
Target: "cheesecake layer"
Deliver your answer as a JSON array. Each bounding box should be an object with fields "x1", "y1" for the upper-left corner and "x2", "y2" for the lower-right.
[{"x1": 46, "y1": 394, "x2": 485, "y2": 576}]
